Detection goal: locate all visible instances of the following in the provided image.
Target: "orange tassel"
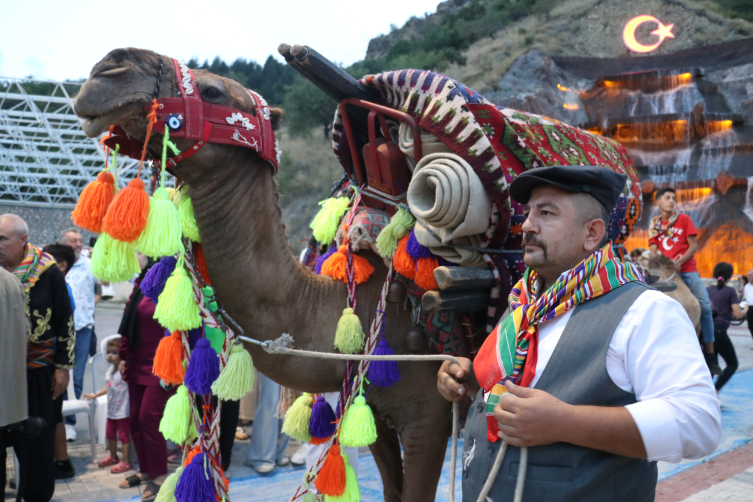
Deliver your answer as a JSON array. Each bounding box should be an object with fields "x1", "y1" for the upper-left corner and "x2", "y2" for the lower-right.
[
  {"x1": 309, "y1": 435, "x2": 331, "y2": 445},
  {"x1": 393, "y1": 236, "x2": 416, "y2": 280},
  {"x1": 414, "y1": 257, "x2": 439, "y2": 290},
  {"x1": 102, "y1": 178, "x2": 150, "y2": 242},
  {"x1": 195, "y1": 244, "x2": 211, "y2": 286},
  {"x1": 184, "y1": 444, "x2": 201, "y2": 467},
  {"x1": 321, "y1": 245, "x2": 375, "y2": 284},
  {"x1": 71, "y1": 171, "x2": 116, "y2": 233},
  {"x1": 153, "y1": 331, "x2": 185, "y2": 385},
  {"x1": 139, "y1": 100, "x2": 159, "y2": 175},
  {"x1": 314, "y1": 444, "x2": 346, "y2": 496}
]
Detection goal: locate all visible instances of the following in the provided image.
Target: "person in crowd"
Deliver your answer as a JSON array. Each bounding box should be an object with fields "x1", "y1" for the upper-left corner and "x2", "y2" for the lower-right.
[
  {"x1": 0, "y1": 214, "x2": 75, "y2": 502},
  {"x1": 84, "y1": 335, "x2": 131, "y2": 473},
  {"x1": 706, "y1": 263, "x2": 748, "y2": 393},
  {"x1": 649, "y1": 187, "x2": 721, "y2": 375},
  {"x1": 0, "y1": 266, "x2": 31, "y2": 501},
  {"x1": 117, "y1": 253, "x2": 174, "y2": 502},
  {"x1": 243, "y1": 373, "x2": 291, "y2": 473},
  {"x1": 60, "y1": 228, "x2": 100, "y2": 441},
  {"x1": 437, "y1": 167, "x2": 720, "y2": 502},
  {"x1": 744, "y1": 270, "x2": 753, "y2": 341}
]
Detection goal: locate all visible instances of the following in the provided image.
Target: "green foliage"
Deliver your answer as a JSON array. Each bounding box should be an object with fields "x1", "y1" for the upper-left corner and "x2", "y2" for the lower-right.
[
  {"x1": 712, "y1": 0, "x2": 753, "y2": 22},
  {"x1": 283, "y1": 76, "x2": 337, "y2": 139}
]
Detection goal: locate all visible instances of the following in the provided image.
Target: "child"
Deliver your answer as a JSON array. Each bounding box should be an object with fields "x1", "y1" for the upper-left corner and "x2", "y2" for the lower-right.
[{"x1": 84, "y1": 336, "x2": 131, "y2": 473}]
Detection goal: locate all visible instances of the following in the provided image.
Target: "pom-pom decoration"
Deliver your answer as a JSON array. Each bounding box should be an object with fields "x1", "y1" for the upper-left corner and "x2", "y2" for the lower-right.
[
  {"x1": 159, "y1": 385, "x2": 192, "y2": 444},
  {"x1": 178, "y1": 192, "x2": 201, "y2": 243},
  {"x1": 175, "y1": 453, "x2": 216, "y2": 502},
  {"x1": 314, "y1": 246, "x2": 336, "y2": 275},
  {"x1": 211, "y1": 341, "x2": 255, "y2": 401},
  {"x1": 71, "y1": 171, "x2": 116, "y2": 233},
  {"x1": 321, "y1": 245, "x2": 374, "y2": 285},
  {"x1": 281, "y1": 393, "x2": 313, "y2": 443},
  {"x1": 135, "y1": 187, "x2": 183, "y2": 258},
  {"x1": 155, "y1": 465, "x2": 184, "y2": 502},
  {"x1": 184, "y1": 338, "x2": 220, "y2": 395},
  {"x1": 140, "y1": 256, "x2": 178, "y2": 304},
  {"x1": 101, "y1": 178, "x2": 150, "y2": 243},
  {"x1": 154, "y1": 263, "x2": 202, "y2": 332},
  {"x1": 393, "y1": 236, "x2": 416, "y2": 280},
  {"x1": 375, "y1": 206, "x2": 415, "y2": 258},
  {"x1": 406, "y1": 228, "x2": 433, "y2": 260},
  {"x1": 314, "y1": 444, "x2": 346, "y2": 496},
  {"x1": 311, "y1": 197, "x2": 351, "y2": 244},
  {"x1": 325, "y1": 454, "x2": 360, "y2": 502},
  {"x1": 153, "y1": 330, "x2": 185, "y2": 385},
  {"x1": 368, "y1": 338, "x2": 401, "y2": 387},
  {"x1": 414, "y1": 257, "x2": 439, "y2": 291},
  {"x1": 334, "y1": 308, "x2": 365, "y2": 354},
  {"x1": 90, "y1": 232, "x2": 140, "y2": 283},
  {"x1": 309, "y1": 396, "x2": 337, "y2": 439},
  {"x1": 339, "y1": 395, "x2": 378, "y2": 447}
]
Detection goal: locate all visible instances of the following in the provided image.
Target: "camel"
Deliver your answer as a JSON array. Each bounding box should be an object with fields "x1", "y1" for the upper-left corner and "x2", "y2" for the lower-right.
[{"x1": 73, "y1": 48, "x2": 451, "y2": 502}]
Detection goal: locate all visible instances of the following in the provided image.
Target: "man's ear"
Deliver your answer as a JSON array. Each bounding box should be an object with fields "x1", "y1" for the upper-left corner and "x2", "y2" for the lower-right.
[{"x1": 584, "y1": 219, "x2": 606, "y2": 252}]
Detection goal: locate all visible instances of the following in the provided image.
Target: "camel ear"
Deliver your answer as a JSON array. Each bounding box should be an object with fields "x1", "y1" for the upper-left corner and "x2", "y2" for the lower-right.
[{"x1": 269, "y1": 107, "x2": 283, "y2": 131}]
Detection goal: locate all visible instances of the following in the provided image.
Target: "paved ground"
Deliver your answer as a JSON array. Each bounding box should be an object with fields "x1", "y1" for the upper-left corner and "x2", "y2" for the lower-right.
[{"x1": 5, "y1": 307, "x2": 753, "y2": 501}]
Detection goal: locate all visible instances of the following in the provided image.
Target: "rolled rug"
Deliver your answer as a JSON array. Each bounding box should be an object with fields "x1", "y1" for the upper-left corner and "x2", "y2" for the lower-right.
[
  {"x1": 408, "y1": 152, "x2": 492, "y2": 245},
  {"x1": 413, "y1": 224, "x2": 487, "y2": 267},
  {"x1": 398, "y1": 124, "x2": 452, "y2": 171}
]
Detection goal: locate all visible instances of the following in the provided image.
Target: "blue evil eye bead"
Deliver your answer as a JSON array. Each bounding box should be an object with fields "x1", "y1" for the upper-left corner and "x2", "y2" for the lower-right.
[{"x1": 166, "y1": 113, "x2": 184, "y2": 131}]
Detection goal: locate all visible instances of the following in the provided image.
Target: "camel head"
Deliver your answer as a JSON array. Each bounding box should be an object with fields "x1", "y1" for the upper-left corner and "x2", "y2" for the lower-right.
[
  {"x1": 75, "y1": 47, "x2": 283, "y2": 185},
  {"x1": 648, "y1": 254, "x2": 679, "y2": 279}
]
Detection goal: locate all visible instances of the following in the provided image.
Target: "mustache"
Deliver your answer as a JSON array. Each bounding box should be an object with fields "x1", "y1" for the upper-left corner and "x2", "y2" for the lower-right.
[{"x1": 522, "y1": 233, "x2": 547, "y2": 250}]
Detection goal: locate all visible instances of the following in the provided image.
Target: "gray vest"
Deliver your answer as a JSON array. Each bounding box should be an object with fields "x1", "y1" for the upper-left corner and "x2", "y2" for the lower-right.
[{"x1": 462, "y1": 281, "x2": 657, "y2": 502}]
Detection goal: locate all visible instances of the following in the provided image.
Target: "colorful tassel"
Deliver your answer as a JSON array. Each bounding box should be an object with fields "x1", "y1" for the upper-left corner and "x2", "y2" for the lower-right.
[
  {"x1": 376, "y1": 206, "x2": 415, "y2": 258},
  {"x1": 184, "y1": 444, "x2": 201, "y2": 467},
  {"x1": 153, "y1": 331, "x2": 185, "y2": 385},
  {"x1": 155, "y1": 465, "x2": 184, "y2": 502},
  {"x1": 281, "y1": 393, "x2": 313, "y2": 443},
  {"x1": 195, "y1": 244, "x2": 211, "y2": 285},
  {"x1": 393, "y1": 236, "x2": 416, "y2": 280},
  {"x1": 187, "y1": 327, "x2": 202, "y2": 350},
  {"x1": 154, "y1": 264, "x2": 202, "y2": 332},
  {"x1": 406, "y1": 229, "x2": 434, "y2": 260},
  {"x1": 178, "y1": 192, "x2": 201, "y2": 243},
  {"x1": 310, "y1": 435, "x2": 330, "y2": 445},
  {"x1": 90, "y1": 232, "x2": 140, "y2": 283},
  {"x1": 159, "y1": 385, "x2": 192, "y2": 444},
  {"x1": 311, "y1": 197, "x2": 351, "y2": 244},
  {"x1": 321, "y1": 245, "x2": 374, "y2": 284},
  {"x1": 339, "y1": 395, "x2": 377, "y2": 447},
  {"x1": 334, "y1": 308, "x2": 365, "y2": 354},
  {"x1": 136, "y1": 187, "x2": 183, "y2": 258},
  {"x1": 414, "y1": 257, "x2": 439, "y2": 291},
  {"x1": 325, "y1": 454, "x2": 360, "y2": 502},
  {"x1": 71, "y1": 171, "x2": 115, "y2": 233},
  {"x1": 175, "y1": 453, "x2": 215, "y2": 502},
  {"x1": 314, "y1": 246, "x2": 336, "y2": 275},
  {"x1": 310, "y1": 396, "x2": 337, "y2": 439},
  {"x1": 184, "y1": 338, "x2": 220, "y2": 395},
  {"x1": 211, "y1": 341, "x2": 255, "y2": 401},
  {"x1": 314, "y1": 444, "x2": 346, "y2": 496},
  {"x1": 140, "y1": 256, "x2": 177, "y2": 303},
  {"x1": 368, "y1": 338, "x2": 401, "y2": 387},
  {"x1": 102, "y1": 178, "x2": 150, "y2": 243}
]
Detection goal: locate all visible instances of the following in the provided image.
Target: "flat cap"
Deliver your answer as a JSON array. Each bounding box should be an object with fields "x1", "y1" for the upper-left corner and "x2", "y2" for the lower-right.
[{"x1": 509, "y1": 165, "x2": 627, "y2": 213}]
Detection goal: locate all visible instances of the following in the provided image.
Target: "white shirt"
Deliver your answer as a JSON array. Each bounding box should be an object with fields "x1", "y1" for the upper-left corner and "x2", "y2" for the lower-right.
[
  {"x1": 66, "y1": 255, "x2": 96, "y2": 330},
  {"x1": 743, "y1": 283, "x2": 753, "y2": 303},
  {"x1": 531, "y1": 289, "x2": 721, "y2": 463}
]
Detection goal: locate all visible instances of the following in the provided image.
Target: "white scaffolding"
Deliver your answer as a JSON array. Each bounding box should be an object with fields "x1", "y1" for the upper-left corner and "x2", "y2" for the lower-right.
[{"x1": 0, "y1": 77, "x2": 142, "y2": 207}]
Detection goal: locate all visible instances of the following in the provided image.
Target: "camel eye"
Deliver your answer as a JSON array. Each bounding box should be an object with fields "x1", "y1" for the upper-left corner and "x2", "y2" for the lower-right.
[{"x1": 202, "y1": 87, "x2": 221, "y2": 100}]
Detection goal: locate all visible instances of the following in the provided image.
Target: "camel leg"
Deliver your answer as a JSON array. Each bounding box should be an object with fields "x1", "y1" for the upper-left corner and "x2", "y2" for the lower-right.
[
  {"x1": 369, "y1": 412, "x2": 404, "y2": 502},
  {"x1": 400, "y1": 424, "x2": 450, "y2": 502}
]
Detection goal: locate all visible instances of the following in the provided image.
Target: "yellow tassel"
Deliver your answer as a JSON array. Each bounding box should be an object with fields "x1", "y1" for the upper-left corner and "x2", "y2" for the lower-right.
[
  {"x1": 339, "y1": 395, "x2": 377, "y2": 447},
  {"x1": 135, "y1": 187, "x2": 183, "y2": 258},
  {"x1": 178, "y1": 192, "x2": 201, "y2": 243},
  {"x1": 154, "y1": 265, "x2": 202, "y2": 332},
  {"x1": 281, "y1": 393, "x2": 313, "y2": 443},
  {"x1": 334, "y1": 308, "x2": 365, "y2": 354},
  {"x1": 90, "y1": 232, "x2": 140, "y2": 283},
  {"x1": 311, "y1": 197, "x2": 350, "y2": 244}
]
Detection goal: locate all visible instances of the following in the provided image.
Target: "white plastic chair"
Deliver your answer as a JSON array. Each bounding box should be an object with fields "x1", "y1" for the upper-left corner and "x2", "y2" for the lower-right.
[{"x1": 61, "y1": 369, "x2": 97, "y2": 459}]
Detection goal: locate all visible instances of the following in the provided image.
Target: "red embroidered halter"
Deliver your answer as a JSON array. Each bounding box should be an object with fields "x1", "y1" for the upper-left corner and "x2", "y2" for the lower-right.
[{"x1": 104, "y1": 58, "x2": 280, "y2": 173}]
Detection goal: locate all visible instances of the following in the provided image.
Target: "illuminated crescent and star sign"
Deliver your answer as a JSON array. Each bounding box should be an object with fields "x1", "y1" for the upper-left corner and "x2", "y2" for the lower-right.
[{"x1": 623, "y1": 15, "x2": 675, "y2": 53}]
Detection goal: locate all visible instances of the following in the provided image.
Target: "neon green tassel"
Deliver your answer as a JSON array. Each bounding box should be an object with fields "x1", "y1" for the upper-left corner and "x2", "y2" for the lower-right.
[
  {"x1": 211, "y1": 341, "x2": 255, "y2": 401},
  {"x1": 311, "y1": 197, "x2": 350, "y2": 244},
  {"x1": 154, "y1": 263, "x2": 202, "y2": 332},
  {"x1": 178, "y1": 192, "x2": 201, "y2": 243},
  {"x1": 155, "y1": 465, "x2": 184, "y2": 502},
  {"x1": 135, "y1": 187, "x2": 183, "y2": 258},
  {"x1": 159, "y1": 385, "x2": 192, "y2": 444},
  {"x1": 281, "y1": 393, "x2": 313, "y2": 443},
  {"x1": 376, "y1": 206, "x2": 415, "y2": 258},
  {"x1": 325, "y1": 454, "x2": 360, "y2": 502},
  {"x1": 339, "y1": 395, "x2": 377, "y2": 447},
  {"x1": 170, "y1": 186, "x2": 183, "y2": 205},
  {"x1": 90, "y1": 232, "x2": 140, "y2": 283},
  {"x1": 334, "y1": 308, "x2": 365, "y2": 354}
]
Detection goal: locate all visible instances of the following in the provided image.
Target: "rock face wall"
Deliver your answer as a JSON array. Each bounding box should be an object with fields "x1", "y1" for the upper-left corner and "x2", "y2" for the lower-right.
[{"x1": 0, "y1": 203, "x2": 95, "y2": 247}]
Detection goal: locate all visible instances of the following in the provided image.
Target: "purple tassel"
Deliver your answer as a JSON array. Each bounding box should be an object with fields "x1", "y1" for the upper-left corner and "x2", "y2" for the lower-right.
[
  {"x1": 437, "y1": 257, "x2": 453, "y2": 267},
  {"x1": 184, "y1": 338, "x2": 219, "y2": 395},
  {"x1": 175, "y1": 453, "x2": 216, "y2": 502},
  {"x1": 309, "y1": 396, "x2": 336, "y2": 438},
  {"x1": 140, "y1": 256, "x2": 177, "y2": 303},
  {"x1": 406, "y1": 229, "x2": 433, "y2": 260},
  {"x1": 314, "y1": 246, "x2": 336, "y2": 274},
  {"x1": 187, "y1": 326, "x2": 202, "y2": 350},
  {"x1": 368, "y1": 338, "x2": 401, "y2": 387}
]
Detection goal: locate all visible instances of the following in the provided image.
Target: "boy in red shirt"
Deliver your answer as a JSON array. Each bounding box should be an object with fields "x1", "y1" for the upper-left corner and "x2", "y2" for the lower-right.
[{"x1": 649, "y1": 187, "x2": 721, "y2": 375}]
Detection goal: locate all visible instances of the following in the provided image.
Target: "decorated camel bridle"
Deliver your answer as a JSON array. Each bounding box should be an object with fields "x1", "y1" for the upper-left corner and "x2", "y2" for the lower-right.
[{"x1": 104, "y1": 56, "x2": 281, "y2": 172}]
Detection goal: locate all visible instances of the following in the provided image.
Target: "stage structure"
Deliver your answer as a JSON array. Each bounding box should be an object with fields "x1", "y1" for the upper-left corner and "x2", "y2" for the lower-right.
[{"x1": 0, "y1": 77, "x2": 141, "y2": 207}]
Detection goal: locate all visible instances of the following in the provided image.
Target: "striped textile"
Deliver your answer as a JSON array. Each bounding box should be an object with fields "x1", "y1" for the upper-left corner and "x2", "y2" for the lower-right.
[
  {"x1": 12, "y1": 244, "x2": 56, "y2": 292},
  {"x1": 474, "y1": 242, "x2": 644, "y2": 442},
  {"x1": 649, "y1": 212, "x2": 679, "y2": 240}
]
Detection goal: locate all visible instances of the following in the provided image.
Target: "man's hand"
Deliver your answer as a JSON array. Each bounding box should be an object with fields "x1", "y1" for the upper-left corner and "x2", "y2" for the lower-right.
[
  {"x1": 494, "y1": 381, "x2": 570, "y2": 447},
  {"x1": 51, "y1": 369, "x2": 69, "y2": 400},
  {"x1": 437, "y1": 358, "x2": 479, "y2": 402}
]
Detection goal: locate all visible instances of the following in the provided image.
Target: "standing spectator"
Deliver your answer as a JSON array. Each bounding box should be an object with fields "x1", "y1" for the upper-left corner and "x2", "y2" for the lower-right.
[
  {"x1": 744, "y1": 270, "x2": 753, "y2": 341},
  {"x1": 60, "y1": 228, "x2": 100, "y2": 442},
  {"x1": 0, "y1": 214, "x2": 75, "y2": 502},
  {"x1": 117, "y1": 254, "x2": 174, "y2": 502},
  {"x1": 707, "y1": 263, "x2": 748, "y2": 392},
  {"x1": 649, "y1": 188, "x2": 721, "y2": 375},
  {"x1": 243, "y1": 373, "x2": 291, "y2": 473}
]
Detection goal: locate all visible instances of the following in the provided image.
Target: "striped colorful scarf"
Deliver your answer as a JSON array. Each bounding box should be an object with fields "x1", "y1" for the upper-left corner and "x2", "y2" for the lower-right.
[
  {"x1": 13, "y1": 244, "x2": 56, "y2": 292},
  {"x1": 473, "y1": 242, "x2": 644, "y2": 442},
  {"x1": 648, "y1": 211, "x2": 678, "y2": 240}
]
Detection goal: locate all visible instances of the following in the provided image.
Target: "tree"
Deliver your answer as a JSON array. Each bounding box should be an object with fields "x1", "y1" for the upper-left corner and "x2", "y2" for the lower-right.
[{"x1": 283, "y1": 76, "x2": 337, "y2": 139}]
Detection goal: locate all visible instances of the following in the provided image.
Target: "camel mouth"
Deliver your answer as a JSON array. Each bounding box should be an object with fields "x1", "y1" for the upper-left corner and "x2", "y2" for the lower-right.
[{"x1": 77, "y1": 96, "x2": 150, "y2": 138}]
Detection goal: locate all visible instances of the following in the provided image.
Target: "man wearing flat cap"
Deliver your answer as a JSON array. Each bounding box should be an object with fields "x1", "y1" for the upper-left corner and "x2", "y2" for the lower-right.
[{"x1": 438, "y1": 166, "x2": 720, "y2": 501}]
